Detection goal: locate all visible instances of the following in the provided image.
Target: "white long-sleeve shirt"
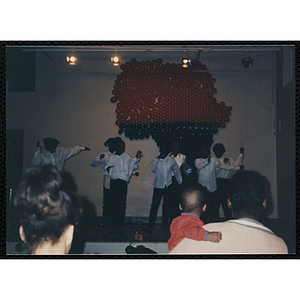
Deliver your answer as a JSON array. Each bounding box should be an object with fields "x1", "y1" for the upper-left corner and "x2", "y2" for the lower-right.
[
  {"x1": 151, "y1": 156, "x2": 182, "y2": 189},
  {"x1": 169, "y1": 153, "x2": 186, "y2": 169},
  {"x1": 102, "y1": 152, "x2": 140, "y2": 183},
  {"x1": 32, "y1": 146, "x2": 85, "y2": 172},
  {"x1": 169, "y1": 152, "x2": 188, "y2": 175},
  {"x1": 194, "y1": 157, "x2": 240, "y2": 193},
  {"x1": 215, "y1": 153, "x2": 244, "y2": 179},
  {"x1": 90, "y1": 151, "x2": 112, "y2": 189}
]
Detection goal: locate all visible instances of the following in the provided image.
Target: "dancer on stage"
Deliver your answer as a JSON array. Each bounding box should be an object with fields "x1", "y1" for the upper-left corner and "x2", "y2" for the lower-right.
[
  {"x1": 102, "y1": 138, "x2": 142, "y2": 229},
  {"x1": 32, "y1": 137, "x2": 90, "y2": 172}
]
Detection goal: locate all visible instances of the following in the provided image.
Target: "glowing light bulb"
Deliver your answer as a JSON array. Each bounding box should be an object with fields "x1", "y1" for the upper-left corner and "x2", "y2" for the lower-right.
[
  {"x1": 67, "y1": 55, "x2": 77, "y2": 65},
  {"x1": 111, "y1": 54, "x2": 120, "y2": 66},
  {"x1": 181, "y1": 58, "x2": 190, "y2": 68}
]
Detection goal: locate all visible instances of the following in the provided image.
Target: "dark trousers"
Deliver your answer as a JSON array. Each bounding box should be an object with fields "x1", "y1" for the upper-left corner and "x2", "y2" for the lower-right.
[
  {"x1": 167, "y1": 177, "x2": 181, "y2": 222},
  {"x1": 147, "y1": 186, "x2": 173, "y2": 229},
  {"x1": 102, "y1": 187, "x2": 112, "y2": 225},
  {"x1": 207, "y1": 191, "x2": 220, "y2": 223},
  {"x1": 199, "y1": 190, "x2": 218, "y2": 223},
  {"x1": 110, "y1": 179, "x2": 128, "y2": 228},
  {"x1": 216, "y1": 178, "x2": 232, "y2": 220}
]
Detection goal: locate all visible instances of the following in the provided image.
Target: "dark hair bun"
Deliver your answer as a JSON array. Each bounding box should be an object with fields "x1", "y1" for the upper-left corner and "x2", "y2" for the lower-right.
[{"x1": 14, "y1": 165, "x2": 82, "y2": 253}]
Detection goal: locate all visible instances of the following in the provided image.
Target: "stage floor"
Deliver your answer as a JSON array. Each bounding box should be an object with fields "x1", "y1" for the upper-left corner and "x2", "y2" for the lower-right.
[{"x1": 68, "y1": 219, "x2": 171, "y2": 254}]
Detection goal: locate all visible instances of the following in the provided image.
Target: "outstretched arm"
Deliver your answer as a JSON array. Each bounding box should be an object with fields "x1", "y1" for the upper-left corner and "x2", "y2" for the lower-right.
[
  {"x1": 183, "y1": 226, "x2": 222, "y2": 243},
  {"x1": 234, "y1": 147, "x2": 244, "y2": 166},
  {"x1": 36, "y1": 141, "x2": 42, "y2": 150},
  {"x1": 90, "y1": 153, "x2": 106, "y2": 167},
  {"x1": 216, "y1": 160, "x2": 240, "y2": 172},
  {"x1": 31, "y1": 141, "x2": 43, "y2": 166},
  {"x1": 181, "y1": 224, "x2": 209, "y2": 242},
  {"x1": 194, "y1": 157, "x2": 210, "y2": 170},
  {"x1": 171, "y1": 160, "x2": 182, "y2": 185},
  {"x1": 63, "y1": 146, "x2": 89, "y2": 161}
]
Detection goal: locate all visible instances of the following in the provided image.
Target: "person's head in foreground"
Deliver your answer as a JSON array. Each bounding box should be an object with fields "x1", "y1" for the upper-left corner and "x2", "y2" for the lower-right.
[
  {"x1": 228, "y1": 170, "x2": 266, "y2": 220},
  {"x1": 179, "y1": 182, "x2": 208, "y2": 217},
  {"x1": 14, "y1": 165, "x2": 82, "y2": 255}
]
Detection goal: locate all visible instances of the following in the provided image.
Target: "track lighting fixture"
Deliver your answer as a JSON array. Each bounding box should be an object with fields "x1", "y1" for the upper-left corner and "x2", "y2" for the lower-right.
[
  {"x1": 182, "y1": 52, "x2": 190, "y2": 68},
  {"x1": 111, "y1": 53, "x2": 120, "y2": 66},
  {"x1": 66, "y1": 54, "x2": 77, "y2": 65},
  {"x1": 241, "y1": 52, "x2": 253, "y2": 68}
]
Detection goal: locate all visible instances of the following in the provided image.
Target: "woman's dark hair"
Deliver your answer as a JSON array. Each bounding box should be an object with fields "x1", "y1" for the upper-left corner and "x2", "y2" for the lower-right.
[
  {"x1": 229, "y1": 170, "x2": 266, "y2": 218},
  {"x1": 13, "y1": 165, "x2": 82, "y2": 254}
]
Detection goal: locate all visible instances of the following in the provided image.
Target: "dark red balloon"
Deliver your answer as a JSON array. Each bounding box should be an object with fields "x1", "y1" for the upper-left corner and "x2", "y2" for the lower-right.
[{"x1": 110, "y1": 96, "x2": 118, "y2": 103}]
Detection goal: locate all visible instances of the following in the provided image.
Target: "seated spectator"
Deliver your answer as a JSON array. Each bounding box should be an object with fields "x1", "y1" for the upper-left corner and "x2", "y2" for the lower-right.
[
  {"x1": 168, "y1": 170, "x2": 288, "y2": 254},
  {"x1": 168, "y1": 182, "x2": 222, "y2": 251},
  {"x1": 14, "y1": 165, "x2": 82, "y2": 255}
]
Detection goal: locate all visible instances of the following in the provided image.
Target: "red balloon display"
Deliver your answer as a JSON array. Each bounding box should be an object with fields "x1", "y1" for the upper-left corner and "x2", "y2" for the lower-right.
[{"x1": 109, "y1": 58, "x2": 233, "y2": 152}]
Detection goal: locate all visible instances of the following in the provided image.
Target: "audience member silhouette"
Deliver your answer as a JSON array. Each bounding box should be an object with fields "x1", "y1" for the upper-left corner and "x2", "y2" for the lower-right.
[{"x1": 14, "y1": 165, "x2": 82, "y2": 255}]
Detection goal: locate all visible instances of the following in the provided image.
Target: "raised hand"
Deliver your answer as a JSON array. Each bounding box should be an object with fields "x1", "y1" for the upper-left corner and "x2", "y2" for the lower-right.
[{"x1": 136, "y1": 150, "x2": 143, "y2": 159}]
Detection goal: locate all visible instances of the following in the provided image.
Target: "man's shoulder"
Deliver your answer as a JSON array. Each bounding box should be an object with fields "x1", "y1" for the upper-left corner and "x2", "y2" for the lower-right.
[{"x1": 202, "y1": 221, "x2": 230, "y2": 231}]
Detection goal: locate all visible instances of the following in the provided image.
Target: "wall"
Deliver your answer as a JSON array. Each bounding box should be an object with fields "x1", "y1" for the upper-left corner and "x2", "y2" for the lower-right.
[
  {"x1": 276, "y1": 47, "x2": 295, "y2": 223},
  {"x1": 6, "y1": 47, "x2": 278, "y2": 218}
]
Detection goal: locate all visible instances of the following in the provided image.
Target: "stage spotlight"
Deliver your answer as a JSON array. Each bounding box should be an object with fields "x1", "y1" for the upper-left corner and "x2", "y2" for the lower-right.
[
  {"x1": 182, "y1": 57, "x2": 191, "y2": 68},
  {"x1": 111, "y1": 53, "x2": 120, "y2": 66},
  {"x1": 182, "y1": 52, "x2": 190, "y2": 68},
  {"x1": 241, "y1": 52, "x2": 253, "y2": 68},
  {"x1": 66, "y1": 54, "x2": 77, "y2": 65}
]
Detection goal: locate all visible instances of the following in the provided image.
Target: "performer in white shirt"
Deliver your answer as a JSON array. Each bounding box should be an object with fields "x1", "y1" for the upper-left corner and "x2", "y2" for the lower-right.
[
  {"x1": 143, "y1": 142, "x2": 182, "y2": 234},
  {"x1": 32, "y1": 137, "x2": 90, "y2": 173},
  {"x1": 194, "y1": 145, "x2": 242, "y2": 222},
  {"x1": 213, "y1": 143, "x2": 245, "y2": 220},
  {"x1": 90, "y1": 137, "x2": 116, "y2": 226},
  {"x1": 102, "y1": 138, "x2": 142, "y2": 229},
  {"x1": 168, "y1": 140, "x2": 192, "y2": 223}
]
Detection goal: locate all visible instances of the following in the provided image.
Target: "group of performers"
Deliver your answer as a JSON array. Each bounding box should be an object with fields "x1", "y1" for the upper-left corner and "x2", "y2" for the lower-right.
[{"x1": 31, "y1": 137, "x2": 244, "y2": 232}]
